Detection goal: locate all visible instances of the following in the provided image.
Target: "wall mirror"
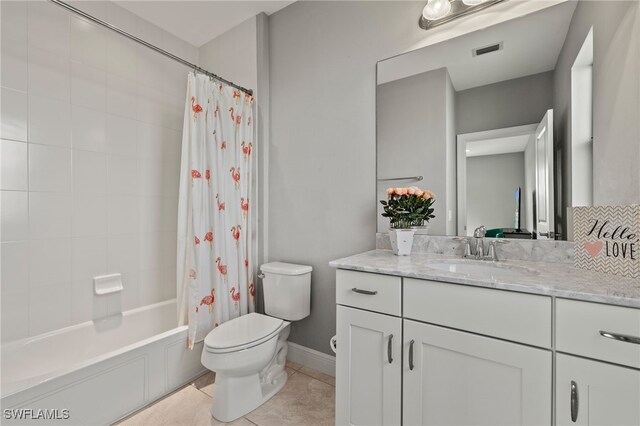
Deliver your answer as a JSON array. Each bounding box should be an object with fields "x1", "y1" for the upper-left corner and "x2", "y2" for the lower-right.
[{"x1": 376, "y1": 0, "x2": 639, "y2": 241}]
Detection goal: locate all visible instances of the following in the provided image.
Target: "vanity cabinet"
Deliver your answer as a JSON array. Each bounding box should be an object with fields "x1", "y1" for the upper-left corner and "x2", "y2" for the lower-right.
[
  {"x1": 335, "y1": 270, "x2": 402, "y2": 426},
  {"x1": 335, "y1": 269, "x2": 638, "y2": 426}
]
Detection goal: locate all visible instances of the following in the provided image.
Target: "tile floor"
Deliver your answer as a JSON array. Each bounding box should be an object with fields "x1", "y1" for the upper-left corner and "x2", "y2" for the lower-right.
[{"x1": 116, "y1": 361, "x2": 335, "y2": 426}]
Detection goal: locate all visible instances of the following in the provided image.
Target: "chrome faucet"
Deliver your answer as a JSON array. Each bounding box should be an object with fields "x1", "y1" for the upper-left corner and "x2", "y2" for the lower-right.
[
  {"x1": 454, "y1": 227, "x2": 509, "y2": 261},
  {"x1": 473, "y1": 225, "x2": 486, "y2": 259},
  {"x1": 453, "y1": 237, "x2": 473, "y2": 258},
  {"x1": 487, "y1": 240, "x2": 503, "y2": 261}
]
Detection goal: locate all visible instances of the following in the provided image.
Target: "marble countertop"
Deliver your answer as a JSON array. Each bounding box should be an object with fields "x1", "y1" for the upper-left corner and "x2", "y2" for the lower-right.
[{"x1": 329, "y1": 250, "x2": 640, "y2": 309}]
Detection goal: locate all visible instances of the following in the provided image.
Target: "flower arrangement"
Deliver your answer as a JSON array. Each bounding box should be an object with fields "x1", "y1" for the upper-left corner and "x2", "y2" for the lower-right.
[{"x1": 380, "y1": 187, "x2": 436, "y2": 229}]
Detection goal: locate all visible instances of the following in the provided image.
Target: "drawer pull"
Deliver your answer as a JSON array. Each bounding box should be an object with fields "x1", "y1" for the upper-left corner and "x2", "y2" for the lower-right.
[
  {"x1": 351, "y1": 288, "x2": 378, "y2": 295},
  {"x1": 570, "y1": 380, "x2": 579, "y2": 422},
  {"x1": 599, "y1": 330, "x2": 640, "y2": 345},
  {"x1": 409, "y1": 340, "x2": 415, "y2": 371},
  {"x1": 387, "y1": 334, "x2": 394, "y2": 364}
]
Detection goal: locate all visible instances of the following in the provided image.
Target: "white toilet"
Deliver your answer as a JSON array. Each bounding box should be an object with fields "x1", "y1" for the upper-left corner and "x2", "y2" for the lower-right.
[{"x1": 201, "y1": 262, "x2": 312, "y2": 422}]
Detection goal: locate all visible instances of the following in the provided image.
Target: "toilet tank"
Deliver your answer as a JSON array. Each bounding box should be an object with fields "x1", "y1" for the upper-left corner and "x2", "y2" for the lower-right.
[{"x1": 260, "y1": 262, "x2": 312, "y2": 321}]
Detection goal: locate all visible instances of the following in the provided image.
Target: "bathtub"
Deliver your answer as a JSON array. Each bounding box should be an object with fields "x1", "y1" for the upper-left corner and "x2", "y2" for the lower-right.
[{"x1": 0, "y1": 299, "x2": 206, "y2": 425}]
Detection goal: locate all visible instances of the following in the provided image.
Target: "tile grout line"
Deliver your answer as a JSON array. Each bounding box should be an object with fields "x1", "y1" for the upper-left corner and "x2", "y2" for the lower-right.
[
  {"x1": 118, "y1": 366, "x2": 335, "y2": 425},
  {"x1": 243, "y1": 417, "x2": 260, "y2": 426},
  {"x1": 192, "y1": 384, "x2": 213, "y2": 400},
  {"x1": 294, "y1": 369, "x2": 335, "y2": 387},
  {"x1": 114, "y1": 382, "x2": 192, "y2": 425}
]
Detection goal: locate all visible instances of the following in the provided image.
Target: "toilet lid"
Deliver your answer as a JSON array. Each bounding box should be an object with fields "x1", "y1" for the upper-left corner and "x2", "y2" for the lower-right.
[{"x1": 204, "y1": 313, "x2": 284, "y2": 351}]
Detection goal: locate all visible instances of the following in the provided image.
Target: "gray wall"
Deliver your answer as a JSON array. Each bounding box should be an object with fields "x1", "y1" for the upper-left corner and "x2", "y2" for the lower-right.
[
  {"x1": 199, "y1": 16, "x2": 258, "y2": 91},
  {"x1": 268, "y1": 1, "x2": 427, "y2": 355},
  {"x1": 554, "y1": 0, "x2": 640, "y2": 235},
  {"x1": 466, "y1": 152, "x2": 525, "y2": 234},
  {"x1": 455, "y1": 71, "x2": 553, "y2": 237},
  {"x1": 376, "y1": 68, "x2": 451, "y2": 235},
  {"x1": 456, "y1": 71, "x2": 554, "y2": 135}
]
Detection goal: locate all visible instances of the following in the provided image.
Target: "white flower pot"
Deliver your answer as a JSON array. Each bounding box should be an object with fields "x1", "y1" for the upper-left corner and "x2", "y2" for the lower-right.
[
  {"x1": 411, "y1": 224, "x2": 430, "y2": 235},
  {"x1": 388, "y1": 228, "x2": 416, "y2": 256}
]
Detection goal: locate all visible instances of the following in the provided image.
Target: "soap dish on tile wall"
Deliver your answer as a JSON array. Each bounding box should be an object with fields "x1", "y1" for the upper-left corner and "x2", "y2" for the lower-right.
[{"x1": 94, "y1": 273, "x2": 124, "y2": 295}]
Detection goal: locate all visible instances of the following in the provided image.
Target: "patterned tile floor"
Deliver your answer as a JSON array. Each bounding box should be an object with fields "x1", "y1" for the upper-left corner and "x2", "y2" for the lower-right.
[{"x1": 116, "y1": 361, "x2": 335, "y2": 426}]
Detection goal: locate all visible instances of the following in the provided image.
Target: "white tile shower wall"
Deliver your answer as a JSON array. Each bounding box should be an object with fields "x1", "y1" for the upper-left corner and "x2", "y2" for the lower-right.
[{"x1": 0, "y1": 0, "x2": 197, "y2": 342}]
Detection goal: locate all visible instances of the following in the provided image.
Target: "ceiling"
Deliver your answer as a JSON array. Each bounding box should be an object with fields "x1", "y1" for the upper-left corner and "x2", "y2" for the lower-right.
[
  {"x1": 466, "y1": 134, "x2": 531, "y2": 157},
  {"x1": 378, "y1": 1, "x2": 577, "y2": 91},
  {"x1": 115, "y1": 1, "x2": 295, "y2": 47}
]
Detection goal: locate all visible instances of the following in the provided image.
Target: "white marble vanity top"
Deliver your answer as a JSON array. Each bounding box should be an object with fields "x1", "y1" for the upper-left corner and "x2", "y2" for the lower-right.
[{"x1": 329, "y1": 250, "x2": 640, "y2": 309}]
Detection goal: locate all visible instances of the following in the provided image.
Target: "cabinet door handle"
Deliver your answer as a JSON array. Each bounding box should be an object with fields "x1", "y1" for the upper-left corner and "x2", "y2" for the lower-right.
[
  {"x1": 351, "y1": 288, "x2": 378, "y2": 295},
  {"x1": 599, "y1": 330, "x2": 640, "y2": 345},
  {"x1": 570, "y1": 380, "x2": 579, "y2": 422},
  {"x1": 387, "y1": 334, "x2": 393, "y2": 364},
  {"x1": 408, "y1": 340, "x2": 415, "y2": 371}
]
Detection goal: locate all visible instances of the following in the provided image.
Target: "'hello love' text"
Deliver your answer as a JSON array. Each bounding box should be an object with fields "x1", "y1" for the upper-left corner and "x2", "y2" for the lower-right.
[{"x1": 587, "y1": 220, "x2": 637, "y2": 260}]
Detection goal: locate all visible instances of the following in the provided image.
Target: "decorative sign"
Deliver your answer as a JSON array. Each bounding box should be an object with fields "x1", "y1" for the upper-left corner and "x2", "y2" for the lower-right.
[{"x1": 573, "y1": 205, "x2": 639, "y2": 278}]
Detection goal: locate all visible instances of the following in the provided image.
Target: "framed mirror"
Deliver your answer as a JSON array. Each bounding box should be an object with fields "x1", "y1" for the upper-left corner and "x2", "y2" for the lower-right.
[{"x1": 376, "y1": 0, "x2": 640, "y2": 240}]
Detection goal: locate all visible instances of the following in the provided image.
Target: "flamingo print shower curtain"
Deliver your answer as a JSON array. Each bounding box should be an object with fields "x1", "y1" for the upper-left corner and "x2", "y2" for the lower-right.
[{"x1": 177, "y1": 73, "x2": 255, "y2": 348}]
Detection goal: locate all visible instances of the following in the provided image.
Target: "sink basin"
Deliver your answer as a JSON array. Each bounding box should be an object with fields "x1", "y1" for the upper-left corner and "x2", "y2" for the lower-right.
[{"x1": 426, "y1": 261, "x2": 538, "y2": 278}]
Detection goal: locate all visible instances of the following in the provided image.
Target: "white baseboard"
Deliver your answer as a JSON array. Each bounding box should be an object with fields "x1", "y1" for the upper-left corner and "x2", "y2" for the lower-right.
[{"x1": 287, "y1": 342, "x2": 336, "y2": 377}]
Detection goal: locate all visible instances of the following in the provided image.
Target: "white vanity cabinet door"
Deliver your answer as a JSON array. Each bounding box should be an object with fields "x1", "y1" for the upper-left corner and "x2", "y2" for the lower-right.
[
  {"x1": 556, "y1": 354, "x2": 640, "y2": 426},
  {"x1": 403, "y1": 320, "x2": 552, "y2": 426},
  {"x1": 336, "y1": 305, "x2": 401, "y2": 426}
]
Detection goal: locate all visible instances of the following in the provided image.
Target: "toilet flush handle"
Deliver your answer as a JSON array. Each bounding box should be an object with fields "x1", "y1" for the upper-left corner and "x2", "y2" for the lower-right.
[{"x1": 258, "y1": 272, "x2": 265, "y2": 279}]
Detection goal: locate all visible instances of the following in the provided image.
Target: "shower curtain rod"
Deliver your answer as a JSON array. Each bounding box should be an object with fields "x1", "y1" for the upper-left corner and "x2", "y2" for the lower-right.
[{"x1": 49, "y1": 0, "x2": 254, "y2": 96}]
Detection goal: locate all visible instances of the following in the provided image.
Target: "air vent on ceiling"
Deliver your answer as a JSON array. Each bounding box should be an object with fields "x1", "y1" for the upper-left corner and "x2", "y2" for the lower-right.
[{"x1": 472, "y1": 42, "x2": 503, "y2": 57}]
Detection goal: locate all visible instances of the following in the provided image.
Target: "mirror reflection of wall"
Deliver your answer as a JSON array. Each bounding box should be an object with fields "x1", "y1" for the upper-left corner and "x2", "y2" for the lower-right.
[
  {"x1": 376, "y1": 0, "x2": 640, "y2": 240},
  {"x1": 466, "y1": 152, "x2": 525, "y2": 236},
  {"x1": 376, "y1": 68, "x2": 457, "y2": 235},
  {"x1": 462, "y1": 127, "x2": 535, "y2": 237},
  {"x1": 455, "y1": 68, "x2": 554, "y2": 238}
]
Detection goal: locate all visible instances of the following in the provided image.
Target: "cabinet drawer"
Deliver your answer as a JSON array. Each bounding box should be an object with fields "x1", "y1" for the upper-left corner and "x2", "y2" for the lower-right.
[
  {"x1": 336, "y1": 269, "x2": 401, "y2": 316},
  {"x1": 556, "y1": 299, "x2": 640, "y2": 369},
  {"x1": 404, "y1": 278, "x2": 552, "y2": 348}
]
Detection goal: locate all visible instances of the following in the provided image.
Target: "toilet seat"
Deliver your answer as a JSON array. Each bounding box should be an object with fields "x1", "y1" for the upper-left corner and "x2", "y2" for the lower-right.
[{"x1": 204, "y1": 313, "x2": 285, "y2": 354}]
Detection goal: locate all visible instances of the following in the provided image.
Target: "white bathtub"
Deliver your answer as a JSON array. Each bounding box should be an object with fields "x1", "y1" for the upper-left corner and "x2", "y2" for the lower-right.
[{"x1": 0, "y1": 299, "x2": 206, "y2": 425}]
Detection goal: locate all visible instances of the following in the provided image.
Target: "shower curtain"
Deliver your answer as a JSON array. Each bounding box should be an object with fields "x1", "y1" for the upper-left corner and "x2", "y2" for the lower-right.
[{"x1": 177, "y1": 73, "x2": 255, "y2": 348}]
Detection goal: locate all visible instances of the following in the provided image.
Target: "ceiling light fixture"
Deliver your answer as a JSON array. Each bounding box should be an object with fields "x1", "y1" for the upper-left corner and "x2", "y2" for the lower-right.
[
  {"x1": 422, "y1": 0, "x2": 452, "y2": 21},
  {"x1": 462, "y1": 0, "x2": 488, "y2": 6},
  {"x1": 419, "y1": 0, "x2": 505, "y2": 31}
]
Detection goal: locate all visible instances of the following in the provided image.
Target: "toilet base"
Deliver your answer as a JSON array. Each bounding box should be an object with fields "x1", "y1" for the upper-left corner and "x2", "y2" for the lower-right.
[
  {"x1": 210, "y1": 331, "x2": 290, "y2": 422},
  {"x1": 211, "y1": 370, "x2": 288, "y2": 422}
]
